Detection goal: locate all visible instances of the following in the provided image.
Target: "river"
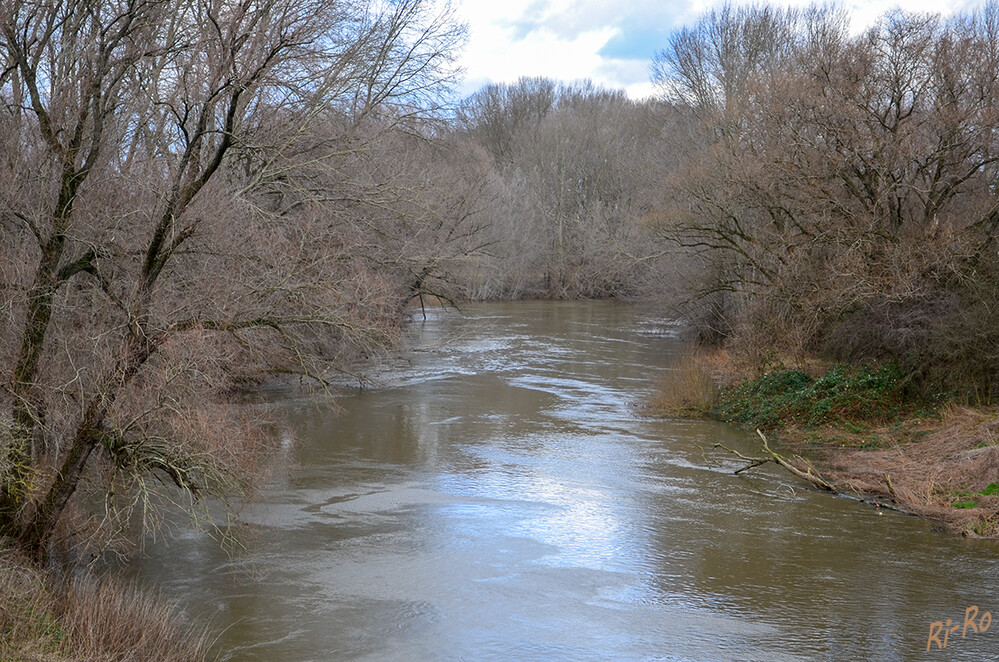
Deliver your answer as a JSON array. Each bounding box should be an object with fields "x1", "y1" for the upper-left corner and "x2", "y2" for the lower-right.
[{"x1": 130, "y1": 300, "x2": 999, "y2": 661}]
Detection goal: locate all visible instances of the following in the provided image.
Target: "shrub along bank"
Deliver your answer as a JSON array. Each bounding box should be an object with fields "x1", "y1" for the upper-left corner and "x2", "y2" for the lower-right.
[
  {"x1": 0, "y1": 544, "x2": 210, "y2": 661},
  {"x1": 711, "y1": 362, "x2": 914, "y2": 432}
]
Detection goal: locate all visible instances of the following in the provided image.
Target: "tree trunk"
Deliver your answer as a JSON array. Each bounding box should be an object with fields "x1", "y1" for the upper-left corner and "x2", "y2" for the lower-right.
[
  {"x1": 2, "y1": 237, "x2": 68, "y2": 533},
  {"x1": 1, "y1": 159, "x2": 83, "y2": 532},
  {"x1": 17, "y1": 332, "x2": 154, "y2": 557}
]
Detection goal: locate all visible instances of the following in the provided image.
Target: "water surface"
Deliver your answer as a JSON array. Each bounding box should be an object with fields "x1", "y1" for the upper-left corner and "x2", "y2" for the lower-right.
[{"x1": 131, "y1": 301, "x2": 999, "y2": 661}]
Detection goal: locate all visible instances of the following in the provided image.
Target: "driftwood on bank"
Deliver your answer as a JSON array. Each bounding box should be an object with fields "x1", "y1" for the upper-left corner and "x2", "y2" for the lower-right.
[{"x1": 715, "y1": 429, "x2": 838, "y2": 492}]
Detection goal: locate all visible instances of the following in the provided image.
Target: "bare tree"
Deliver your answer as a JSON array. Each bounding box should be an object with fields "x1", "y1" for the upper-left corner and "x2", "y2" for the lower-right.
[
  {"x1": 0, "y1": 0, "x2": 465, "y2": 556},
  {"x1": 456, "y1": 78, "x2": 672, "y2": 298},
  {"x1": 651, "y1": 3, "x2": 999, "y2": 395},
  {"x1": 652, "y1": 3, "x2": 842, "y2": 117},
  {"x1": 456, "y1": 76, "x2": 558, "y2": 166}
]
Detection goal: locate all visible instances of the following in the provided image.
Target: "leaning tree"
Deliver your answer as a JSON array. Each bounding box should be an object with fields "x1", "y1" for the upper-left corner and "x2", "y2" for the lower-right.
[{"x1": 0, "y1": 0, "x2": 465, "y2": 557}]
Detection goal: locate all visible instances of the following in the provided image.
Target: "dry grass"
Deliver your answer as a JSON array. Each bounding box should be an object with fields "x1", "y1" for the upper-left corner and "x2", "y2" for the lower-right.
[
  {"x1": 645, "y1": 347, "x2": 728, "y2": 417},
  {"x1": 0, "y1": 546, "x2": 212, "y2": 661},
  {"x1": 810, "y1": 406, "x2": 999, "y2": 537}
]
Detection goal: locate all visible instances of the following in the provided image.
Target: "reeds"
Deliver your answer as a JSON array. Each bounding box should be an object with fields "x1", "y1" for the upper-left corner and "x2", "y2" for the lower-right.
[
  {"x1": 0, "y1": 547, "x2": 212, "y2": 661},
  {"x1": 645, "y1": 347, "x2": 721, "y2": 417}
]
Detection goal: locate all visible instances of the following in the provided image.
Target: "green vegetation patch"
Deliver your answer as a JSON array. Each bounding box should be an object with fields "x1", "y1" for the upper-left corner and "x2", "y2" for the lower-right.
[
  {"x1": 712, "y1": 362, "x2": 911, "y2": 430},
  {"x1": 946, "y1": 483, "x2": 999, "y2": 510}
]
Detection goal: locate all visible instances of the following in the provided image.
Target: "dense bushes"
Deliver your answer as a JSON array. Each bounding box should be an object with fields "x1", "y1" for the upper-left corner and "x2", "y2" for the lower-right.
[{"x1": 824, "y1": 265, "x2": 999, "y2": 404}]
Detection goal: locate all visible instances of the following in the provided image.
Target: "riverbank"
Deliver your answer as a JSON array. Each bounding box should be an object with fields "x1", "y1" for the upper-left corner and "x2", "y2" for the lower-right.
[
  {"x1": 649, "y1": 350, "x2": 999, "y2": 538},
  {"x1": 0, "y1": 544, "x2": 210, "y2": 661},
  {"x1": 800, "y1": 406, "x2": 999, "y2": 537}
]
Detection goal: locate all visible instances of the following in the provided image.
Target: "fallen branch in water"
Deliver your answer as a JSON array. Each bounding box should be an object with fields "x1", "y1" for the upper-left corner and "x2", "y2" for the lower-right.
[
  {"x1": 712, "y1": 443, "x2": 769, "y2": 474},
  {"x1": 715, "y1": 429, "x2": 837, "y2": 492},
  {"x1": 757, "y1": 429, "x2": 838, "y2": 492},
  {"x1": 716, "y1": 429, "x2": 915, "y2": 515}
]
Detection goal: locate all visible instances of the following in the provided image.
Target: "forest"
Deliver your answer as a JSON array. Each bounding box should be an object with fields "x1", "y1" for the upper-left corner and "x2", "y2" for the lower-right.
[{"x1": 2, "y1": 0, "x2": 999, "y2": 656}]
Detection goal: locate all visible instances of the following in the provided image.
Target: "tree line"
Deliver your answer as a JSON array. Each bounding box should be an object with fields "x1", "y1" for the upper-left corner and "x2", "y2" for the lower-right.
[
  {"x1": 449, "y1": 77, "x2": 674, "y2": 298},
  {"x1": 3, "y1": 0, "x2": 999, "y2": 559}
]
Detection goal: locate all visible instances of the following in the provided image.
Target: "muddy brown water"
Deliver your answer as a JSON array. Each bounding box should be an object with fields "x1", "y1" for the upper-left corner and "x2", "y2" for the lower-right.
[{"x1": 130, "y1": 301, "x2": 999, "y2": 661}]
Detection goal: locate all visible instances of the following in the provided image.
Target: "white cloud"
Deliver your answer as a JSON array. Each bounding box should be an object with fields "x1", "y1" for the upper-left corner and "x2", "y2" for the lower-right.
[
  {"x1": 452, "y1": 0, "x2": 990, "y2": 100},
  {"x1": 462, "y1": 24, "x2": 618, "y2": 86},
  {"x1": 456, "y1": 1, "x2": 619, "y2": 95},
  {"x1": 591, "y1": 57, "x2": 656, "y2": 97},
  {"x1": 846, "y1": 0, "x2": 979, "y2": 31}
]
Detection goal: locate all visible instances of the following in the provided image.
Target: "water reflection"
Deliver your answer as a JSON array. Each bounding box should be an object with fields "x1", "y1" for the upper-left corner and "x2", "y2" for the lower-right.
[{"x1": 129, "y1": 301, "x2": 999, "y2": 661}]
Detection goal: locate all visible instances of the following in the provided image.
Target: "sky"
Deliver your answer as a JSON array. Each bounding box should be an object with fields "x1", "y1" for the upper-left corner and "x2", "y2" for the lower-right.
[{"x1": 452, "y1": 0, "x2": 982, "y2": 100}]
